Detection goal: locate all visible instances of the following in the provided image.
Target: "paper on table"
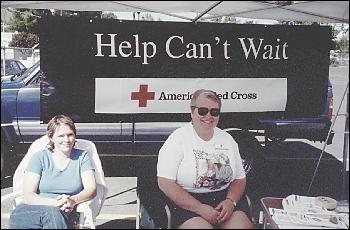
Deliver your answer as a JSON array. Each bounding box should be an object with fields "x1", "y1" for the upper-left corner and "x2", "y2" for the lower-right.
[
  {"x1": 269, "y1": 194, "x2": 349, "y2": 229},
  {"x1": 271, "y1": 211, "x2": 347, "y2": 229}
]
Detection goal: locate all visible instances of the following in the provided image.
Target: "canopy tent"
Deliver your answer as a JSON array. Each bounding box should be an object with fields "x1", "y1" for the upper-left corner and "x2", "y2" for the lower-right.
[{"x1": 1, "y1": 1, "x2": 349, "y2": 23}]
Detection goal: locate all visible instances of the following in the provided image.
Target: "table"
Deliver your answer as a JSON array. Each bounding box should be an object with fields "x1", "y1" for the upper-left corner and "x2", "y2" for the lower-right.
[
  {"x1": 260, "y1": 196, "x2": 349, "y2": 229},
  {"x1": 260, "y1": 197, "x2": 283, "y2": 229}
]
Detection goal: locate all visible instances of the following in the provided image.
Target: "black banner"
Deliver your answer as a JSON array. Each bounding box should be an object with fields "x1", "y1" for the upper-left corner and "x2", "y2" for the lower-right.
[{"x1": 40, "y1": 16, "x2": 332, "y2": 125}]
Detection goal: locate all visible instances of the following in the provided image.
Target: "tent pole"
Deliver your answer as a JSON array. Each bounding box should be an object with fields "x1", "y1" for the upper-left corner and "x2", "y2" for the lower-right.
[
  {"x1": 192, "y1": 1, "x2": 223, "y2": 23},
  {"x1": 307, "y1": 82, "x2": 349, "y2": 195},
  {"x1": 341, "y1": 80, "x2": 349, "y2": 200}
]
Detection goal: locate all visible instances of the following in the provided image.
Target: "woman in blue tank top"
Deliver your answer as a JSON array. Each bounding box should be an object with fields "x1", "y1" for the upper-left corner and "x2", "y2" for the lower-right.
[{"x1": 9, "y1": 115, "x2": 97, "y2": 229}]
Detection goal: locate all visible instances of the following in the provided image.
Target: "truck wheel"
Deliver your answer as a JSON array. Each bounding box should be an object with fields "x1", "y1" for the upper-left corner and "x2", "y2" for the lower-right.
[{"x1": 226, "y1": 130, "x2": 265, "y2": 177}]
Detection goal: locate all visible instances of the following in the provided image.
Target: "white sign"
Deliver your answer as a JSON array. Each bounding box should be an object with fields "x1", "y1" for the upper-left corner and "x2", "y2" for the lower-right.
[{"x1": 95, "y1": 78, "x2": 287, "y2": 114}]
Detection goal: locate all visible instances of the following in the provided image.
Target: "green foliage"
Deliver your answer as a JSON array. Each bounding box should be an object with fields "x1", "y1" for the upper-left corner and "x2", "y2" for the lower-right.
[
  {"x1": 141, "y1": 13, "x2": 154, "y2": 21},
  {"x1": 102, "y1": 12, "x2": 118, "y2": 19},
  {"x1": 1, "y1": 26, "x2": 14, "y2": 32},
  {"x1": 243, "y1": 20, "x2": 255, "y2": 24},
  {"x1": 209, "y1": 16, "x2": 237, "y2": 23},
  {"x1": 8, "y1": 9, "x2": 102, "y2": 48},
  {"x1": 8, "y1": 9, "x2": 51, "y2": 47},
  {"x1": 277, "y1": 20, "x2": 313, "y2": 25},
  {"x1": 336, "y1": 35, "x2": 349, "y2": 52},
  {"x1": 332, "y1": 24, "x2": 349, "y2": 52},
  {"x1": 52, "y1": 10, "x2": 102, "y2": 18},
  {"x1": 9, "y1": 10, "x2": 40, "y2": 34},
  {"x1": 8, "y1": 32, "x2": 39, "y2": 48}
]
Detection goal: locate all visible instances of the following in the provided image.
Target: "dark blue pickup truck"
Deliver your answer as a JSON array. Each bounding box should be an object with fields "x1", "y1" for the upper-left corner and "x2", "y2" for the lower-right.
[{"x1": 1, "y1": 61, "x2": 334, "y2": 176}]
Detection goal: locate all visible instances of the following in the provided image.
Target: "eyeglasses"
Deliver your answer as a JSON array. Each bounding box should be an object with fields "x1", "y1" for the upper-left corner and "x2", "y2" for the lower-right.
[{"x1": 191, "y1": 106, "x2": 221, "y2": 117}]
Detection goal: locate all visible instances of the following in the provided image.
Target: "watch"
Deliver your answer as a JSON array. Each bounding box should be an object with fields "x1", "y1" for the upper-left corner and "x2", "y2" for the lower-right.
[{"x1": 226, "y1": 197, "x2": 237, "y2": 207}]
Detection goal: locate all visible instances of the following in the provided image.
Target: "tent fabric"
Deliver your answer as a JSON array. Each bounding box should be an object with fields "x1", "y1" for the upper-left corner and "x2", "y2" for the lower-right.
[{"x1": 1, "y1": 1, "x2": 348, "y2": 23}]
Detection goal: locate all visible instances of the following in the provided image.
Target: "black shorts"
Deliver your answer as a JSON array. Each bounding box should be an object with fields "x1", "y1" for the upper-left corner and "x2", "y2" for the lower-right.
[{"x1": 166, "y1": 189, "x2": 251, "y2": 228}]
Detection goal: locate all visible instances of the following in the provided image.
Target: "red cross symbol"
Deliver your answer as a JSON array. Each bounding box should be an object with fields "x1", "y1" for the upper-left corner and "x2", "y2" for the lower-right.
[{"x1": 131, "y1": 84, "x2": 155, "y2": 107}]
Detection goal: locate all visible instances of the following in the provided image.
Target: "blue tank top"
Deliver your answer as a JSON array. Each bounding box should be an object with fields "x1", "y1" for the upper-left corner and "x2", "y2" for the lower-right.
[{"x1": 26, "y1": 148, "x2": 94, "y2": 198}]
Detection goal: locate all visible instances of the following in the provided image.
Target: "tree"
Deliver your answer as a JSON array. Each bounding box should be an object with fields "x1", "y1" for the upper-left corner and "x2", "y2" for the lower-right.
[
  {"x1": 336, "y1": 35, "x2": 349, "y2": 52},
  {"x1": 141, "y1": 13, "x2": 154, "y2": 21},
  {"x1": 8, "y1": 9, "x2": 102, "y2": 48},
  {"x1": 8, "y1": 9, "x2": 51, "y2": 47},
  {"x1": 332, "y1": 24, "x2": 349, "y2": 52},
  {"x1": 9, "y1": 32, "x2": 39, "y2": 48},
  {"x1": 9, "y1": 10, "x2": 39, "y2": 34},
  {"x1": 102, "y1": 12, "x2": 118, "y2": 19},
  {"x1": 209, "y1": 16, "x2": 238, "y2": 23},
  {"x1": 51, "y1": 10, "x2": 102, "y2": 18}
]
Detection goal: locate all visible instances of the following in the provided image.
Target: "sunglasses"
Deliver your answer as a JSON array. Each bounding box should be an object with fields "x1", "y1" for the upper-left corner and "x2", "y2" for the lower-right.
[{"x1": 192, "y1": 106, "x2": 221, "y2": 117}]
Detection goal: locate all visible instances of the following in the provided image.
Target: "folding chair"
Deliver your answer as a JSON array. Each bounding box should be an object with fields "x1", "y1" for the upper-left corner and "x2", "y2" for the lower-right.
[
  {"x1": 136, "y1": 163, "x2": 254, "y2": 229},
  {"x1": 136, "y1": 175, "x2": 170, "y2": 229},
  {"x1": 137, "y1": 175, "x2": 254, "y2": 229},
  {"x1": 1, "y1": 135, "x2": 108, "y2": 229}
]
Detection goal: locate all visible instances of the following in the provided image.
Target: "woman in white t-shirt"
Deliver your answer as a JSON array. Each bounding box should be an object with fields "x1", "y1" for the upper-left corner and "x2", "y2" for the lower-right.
[{"x1": 157, "y1": 89, "x2": 253, "y2": 229}]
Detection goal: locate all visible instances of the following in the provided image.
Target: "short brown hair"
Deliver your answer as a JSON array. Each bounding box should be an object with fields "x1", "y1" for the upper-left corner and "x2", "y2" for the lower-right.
[{"x1": 190, "y1": 89, "x2": 221, "y2": 111}]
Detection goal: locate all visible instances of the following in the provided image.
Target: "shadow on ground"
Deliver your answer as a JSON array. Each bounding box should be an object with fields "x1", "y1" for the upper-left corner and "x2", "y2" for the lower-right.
[{"x1": 97, "y1": 219, "x2": 135, "y2": 229}]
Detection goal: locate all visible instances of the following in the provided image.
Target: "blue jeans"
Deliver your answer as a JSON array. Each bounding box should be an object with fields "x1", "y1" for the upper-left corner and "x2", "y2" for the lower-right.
[{"x1": 9, "y1": 204, "x2": 70, "y2": 229}]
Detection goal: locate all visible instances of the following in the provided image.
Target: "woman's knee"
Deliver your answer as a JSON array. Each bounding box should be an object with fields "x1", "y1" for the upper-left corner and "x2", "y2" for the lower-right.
[
  {"x1": 178, "y1": 217, "x2": 214, "y2": 229},
  {"x1": 9, "y1": 205, "x2": 68, "y2": 229},
  {"x1": 221, "y1": 211, "x2": 253, "y2": 229},
  {"x1": 42, "y1": 206, "x2": 68, "y2": 223},
  {"x1": 37, "y1": 205, "x2": 62, "y2": 217},
  {"x1": 29, "y1": 205, "x2": 68, "y2": 229}
]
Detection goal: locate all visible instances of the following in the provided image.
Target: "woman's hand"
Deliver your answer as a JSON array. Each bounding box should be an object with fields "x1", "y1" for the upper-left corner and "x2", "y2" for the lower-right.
[
  {"x1": 215, "y1": 199, "x2": 235, "y2": 223},
  {"x1": 56, "y1": 194, "x2": 77, "y2": 213},
  {"x1": 197, "y1": 203, "x2": 220, "y2": 224},
  {"x1": 56, "y1": 194, "x2": 69, "y2": 206}
]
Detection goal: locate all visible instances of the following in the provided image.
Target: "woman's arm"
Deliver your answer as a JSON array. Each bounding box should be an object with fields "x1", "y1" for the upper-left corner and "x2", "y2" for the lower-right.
[
  {"x1": 158, "y1": 176, "x2": 220, "y2": 224},
  {"x1": 22, "y1": 172, "x2": 58, "y2": 206},
  {"x1": 225, "y1": 178, "x2": 246, "y2": 205},
  {"x1": 215, "y1": 178, "x2": 246, "y2": 223},
  {"x1": 69, "y1": 170, "x2": 97, "y2": 206}
]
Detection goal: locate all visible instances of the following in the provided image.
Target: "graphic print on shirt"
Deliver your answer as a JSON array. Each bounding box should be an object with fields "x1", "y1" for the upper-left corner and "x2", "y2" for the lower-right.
[{"x1": 193, "y1": 149, "x2": 233, "y2": 190}]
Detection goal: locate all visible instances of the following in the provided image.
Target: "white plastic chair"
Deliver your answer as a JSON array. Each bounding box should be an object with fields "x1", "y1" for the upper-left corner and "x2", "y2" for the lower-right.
[{"x1": 1, "y1": 135, "x2": 108, "y2": 229}]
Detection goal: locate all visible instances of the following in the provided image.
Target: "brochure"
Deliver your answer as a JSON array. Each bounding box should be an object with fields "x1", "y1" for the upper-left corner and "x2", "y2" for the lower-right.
[{"x1": 267, "y1": 194, "x2": 349, "y2": 229}]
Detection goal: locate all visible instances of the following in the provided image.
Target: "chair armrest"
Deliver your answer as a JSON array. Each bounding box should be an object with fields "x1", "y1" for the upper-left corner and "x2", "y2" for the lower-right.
[
  {"x1": 165, "y1": 204, "x2": 172, "y2": 229},
  {"x1": 76, "y1": 200, "x2": 95, "y2": 229},
  {"x1": 244, "y1": 194, "x2": 255, "y2": 225},
  {"x1": 76, "y1": 199, "x2": 92, "y2": 212},
  {"x1": 1, "y1": 191, "x2": 21, "y2": 207}
]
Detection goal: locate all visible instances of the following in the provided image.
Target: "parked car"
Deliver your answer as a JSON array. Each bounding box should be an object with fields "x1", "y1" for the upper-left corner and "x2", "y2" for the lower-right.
[
  {"x1": 1, "y1": 61, "x2": 334, "y2": 176},
  {"x1": 1, "y1": 59, "x2": 27, "y2": 80}
]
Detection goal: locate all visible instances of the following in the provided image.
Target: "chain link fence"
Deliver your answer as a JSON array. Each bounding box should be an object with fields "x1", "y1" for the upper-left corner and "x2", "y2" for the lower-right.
[
  {"x1": 336, "y1": 52, "x2": 349, "y2": 66},
  {"x1": 330, "y1": 51, "x2": 349, "y2": 66}
]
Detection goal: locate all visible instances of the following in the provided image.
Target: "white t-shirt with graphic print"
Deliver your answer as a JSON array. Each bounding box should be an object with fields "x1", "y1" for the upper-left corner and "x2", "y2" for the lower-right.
[{"x1": 157, "y1": 122, "x2": 246, "y2": 193}]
